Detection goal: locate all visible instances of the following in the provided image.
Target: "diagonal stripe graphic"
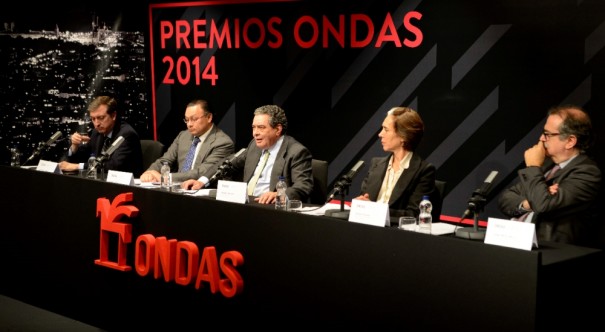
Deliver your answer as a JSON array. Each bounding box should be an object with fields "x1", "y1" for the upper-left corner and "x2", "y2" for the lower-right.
[
  {"x1": 585, "y1": 20, "x2": 605, "y2": 63},
  {"x1": 329, "y1": 45, "x2": 437, "y2": 183},
  {"x1": 426, "y1": 88, "x2": 499, "y2": 169},
  {"x1": 331, "y1": 0, "x2": 423, "y2": 107},
  {"x1": 451, "y1": 25, "x2": 511, "y2": 89}
]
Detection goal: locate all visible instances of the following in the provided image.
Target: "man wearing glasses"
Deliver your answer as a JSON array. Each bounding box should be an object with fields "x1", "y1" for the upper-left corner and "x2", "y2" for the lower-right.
[
  {"x1": 498, "y1": 104, "x2": 602, "y2": 246},
  {"x1": 60, "y1": 95, "x2": 144, "y2": 177},
  {"x1": 139, "y1": 99, "x2": 234, "y2": 183}
]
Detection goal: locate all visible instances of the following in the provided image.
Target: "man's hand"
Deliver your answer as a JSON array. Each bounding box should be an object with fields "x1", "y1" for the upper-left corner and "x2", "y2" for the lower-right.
[
  {"x1": 181, "y1": 179, "x2": 204, "y2": 190},
  {"x1": 255, "y1": 191, "x2": 277, "y2": 204},
  {"x1": 524, "y1": 141, "x2": 546, "y2": 167},
  {"x1": 59, "y1": 161, "x2": 79, "y2": 172},
  {"x1": 140, "y1": 170, "x2": 160, "y2": 182}
]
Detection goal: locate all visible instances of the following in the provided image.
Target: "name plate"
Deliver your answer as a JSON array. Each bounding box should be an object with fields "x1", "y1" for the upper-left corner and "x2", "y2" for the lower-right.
[
  {"x1": 37, "y1": 160, "x2": 62, "y2": 174},
  {"x1": 348, "y1": 199, "x2": 390, "y2": 227},
  {"x1": 216, "y1": 180, "x2": 248, "y2": 204},
  {"x1": 484, "y1": 217, "x2": 538, "y2": 251},
  {"x1": 106, "y1": 170, "x2": 135, "y2": 185}
]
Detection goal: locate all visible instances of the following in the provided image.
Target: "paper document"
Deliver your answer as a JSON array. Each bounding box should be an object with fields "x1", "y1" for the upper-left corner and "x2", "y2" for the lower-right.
[{"x1": 430, "y1": 222, "x2": 458, "y2": 235}]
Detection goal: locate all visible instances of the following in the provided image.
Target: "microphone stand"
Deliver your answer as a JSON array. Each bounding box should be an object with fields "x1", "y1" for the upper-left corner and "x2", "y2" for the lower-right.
[
  {"x1": 87, "y1": 159, "x2": 106, "y2": 180},
  {"x1": 455, "y1": 191, "x2": 487, "y2": 240},
  {"x1": 23, "y1": 142, "x2": 47, "y2": 166},
  {"x1": 324, "y1": 180, "x2": 352, "y2": 220}
]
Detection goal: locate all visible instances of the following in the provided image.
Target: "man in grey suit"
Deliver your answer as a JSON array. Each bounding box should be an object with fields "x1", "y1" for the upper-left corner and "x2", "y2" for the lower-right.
[
  {"x1": 181, "y1": 104, "x2": 314, "y2": 205},
  {"x1": 140, "y1": 99, "x2": 234, "y2": 183},
  {"x1": 498, "y1": 105, "x2": 602, "y2": 246}
]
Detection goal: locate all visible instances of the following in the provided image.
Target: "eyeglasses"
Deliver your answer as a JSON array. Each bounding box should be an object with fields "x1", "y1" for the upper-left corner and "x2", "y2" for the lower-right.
[
  {"x1": 183, "y1": 117, "x2": 201, "y2": 124},
  {"x1": 183, "y1": 114, "x2": 209, "y2": 124},
  {"x1": 541, "y1": 131, "x2": 561, "y2": 140}
]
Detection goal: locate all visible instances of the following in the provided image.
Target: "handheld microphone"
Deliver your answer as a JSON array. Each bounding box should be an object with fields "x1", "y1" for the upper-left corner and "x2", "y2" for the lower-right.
[
  {"x1": 459, "y1": 170, "x2": 499, "y2": 220},
  {"x1": 205, "y1": 148, "x2": 247, "y2": 188},
  {"x1": 326, "y1": 160, "x2": 365, "y2": 202},
  {"x1": 24, "y1": 131, "x2": 63, "y2": 165},
  {"x1": 88, "y1": 136, "x2": 125, "y2": 175}
]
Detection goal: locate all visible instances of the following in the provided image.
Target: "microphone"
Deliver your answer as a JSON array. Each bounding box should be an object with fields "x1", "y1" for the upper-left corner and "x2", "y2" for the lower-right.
[
  {"x1": 458, "y1": 170, "x2": 499, "y2": 221},
  {"x1": 88, "y1": 136, "x2": 125, "y2": 175},
  {"x1": 101, "y1": 136, "x2": 125, "y2": 158},
  {"x1": 205, "y1": 148, "x2": 247, "y2": 188},
  {"x1": 326, "y1": 160, "x2": 365, "y2": 202},
  {"x1": 24, "y1": 131, "x2": 63, "y2": 165}
]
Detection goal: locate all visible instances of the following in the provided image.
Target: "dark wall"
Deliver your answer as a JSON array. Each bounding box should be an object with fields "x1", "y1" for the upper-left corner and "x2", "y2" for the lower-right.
[
  {"x1": 148, "y1": 0, "x2": 605, "y2": 220},
  {"x1": 1, "y1": 0, "x2": 604, "y2": 220}
]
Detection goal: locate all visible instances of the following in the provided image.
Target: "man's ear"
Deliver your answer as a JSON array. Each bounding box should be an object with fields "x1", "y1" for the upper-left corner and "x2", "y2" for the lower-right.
[
  {"x1": 276, "y1": 124, "x2": 283, "y2": 136},
  {"x1": 565, "y1": 135, "x2": 577, "y2": 150}
]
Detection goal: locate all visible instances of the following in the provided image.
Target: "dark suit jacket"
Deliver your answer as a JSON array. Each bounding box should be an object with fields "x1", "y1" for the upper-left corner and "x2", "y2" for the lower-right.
[
  {"x1": 498, "y1": 154, "x2": 602, "y2": 246},
  {"x1": 147, "y1": 126, "x2": 234, "y2": 182},
  {"x1": 206, "y1": 135, "x2": 314, "y2": 201},
  {"x1": 359, "y1": 153, "x2": 436, "y2": 221},
  {"x1": 65, "y1": 120, "x2": 143, "y2": 177}
]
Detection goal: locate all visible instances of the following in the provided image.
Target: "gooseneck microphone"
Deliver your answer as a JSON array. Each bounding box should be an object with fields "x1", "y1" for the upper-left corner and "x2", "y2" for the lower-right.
[
  {"x1": 326, "y1": 160, "x2": 365, "y2": 202},
  {"x1": 24, "y1": 131, "x2": 63, "y2": 165},
  {"x1": 87, "y1": 136, "x2": 125, "y2": 176},
  {"x1": 324, "y1": 160, "x2": 365, "y2": 220},
  {"x1": 455, "y1": 170, "x2": 499, "y2": 240},
  {"x1": 205, "y1": 148, "x2": 247, "y2": 188},
  {"x1": 459, "y1": 170, "x2": 499, "y2": 221}
]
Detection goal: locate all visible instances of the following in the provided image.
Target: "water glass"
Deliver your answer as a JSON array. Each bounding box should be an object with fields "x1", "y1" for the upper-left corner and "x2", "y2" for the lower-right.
[
  {"x1": 398, "y1": 216, "x2": 417, "y2": 231},
  {"x1": 287, "y1": 199, "x2": 303, "y2": 212},
  {"x1": 78, "y1": 124, "x2": 91, "y2": 145}
]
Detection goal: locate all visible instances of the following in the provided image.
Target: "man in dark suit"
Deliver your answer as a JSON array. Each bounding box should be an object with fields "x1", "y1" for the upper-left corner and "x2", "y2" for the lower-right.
[
  {"x1": 354, "y1": 107, "x2": 436, "y2": 220},
  {"x1": 60, "y1": 95, "x2": 144, "y2": 177},
  {"x1": 181, "y1": 104, "x2": 313, "y2": 204},
  {"x1": 498, "y1": 104, "x2": 602, "y2": 246},
  {"x1": 139, "y1": 99, "x2": 234, "y2": 183}
]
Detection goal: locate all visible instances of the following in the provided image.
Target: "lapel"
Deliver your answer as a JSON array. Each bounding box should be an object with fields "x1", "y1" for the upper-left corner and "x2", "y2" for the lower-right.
[
  {"x1": 270, "y1": 136, "x2": 288, "y2": 189},
  {"x1": 388, "y1": 153, "x2": 422, "y2": 205},
  {"x1": 196, "y1": 127, "x2": 215, "y2": 164},
  {"x1": 245, "y1": 145, "x2": 263, "y2": 182}
]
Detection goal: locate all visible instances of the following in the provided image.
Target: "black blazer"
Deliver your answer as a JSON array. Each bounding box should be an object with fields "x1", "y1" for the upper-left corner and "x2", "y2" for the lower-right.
[
  {"x1": 359, "y1": 153, "x2": 436, "y2": 221},
  {"x1": 498, "y1": 154, "x2": 602, "y2": 246},
  {"x1": 66, "y1": 120, "x2": 144, "y2": 177}
]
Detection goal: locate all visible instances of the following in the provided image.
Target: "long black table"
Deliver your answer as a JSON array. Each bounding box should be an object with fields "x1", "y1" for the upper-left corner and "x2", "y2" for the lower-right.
[{"x1": 1, "y1": 166, "x2": 603, "y2": 330}]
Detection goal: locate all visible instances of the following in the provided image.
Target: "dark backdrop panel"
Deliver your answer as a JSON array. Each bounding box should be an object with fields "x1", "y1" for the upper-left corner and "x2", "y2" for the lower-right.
[
  {"x1": 1, "y1": 0, "x2": 603, "y2": 223},
  {"x1": 149, "y1": 0, "x2": 605, "y2": 221}
]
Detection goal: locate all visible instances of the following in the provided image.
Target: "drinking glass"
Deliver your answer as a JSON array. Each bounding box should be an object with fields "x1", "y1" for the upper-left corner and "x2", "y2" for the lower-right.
[
  {"x1": 398, "y1": 216, "x2": 417, "y2": 231},
  {"x1": 287, "y1": 199, "x2": 303, "y2": 212}
]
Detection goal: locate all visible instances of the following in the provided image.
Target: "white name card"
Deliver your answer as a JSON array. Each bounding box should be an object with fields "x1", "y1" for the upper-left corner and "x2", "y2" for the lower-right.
[
  {"x1": 106, "y1": 170, "x2": 135, "y2": 186},
  {"x1": 484, "y1": 217, "x2": 538, "y2": 251},
  {"x1": 216, "y1": 180, "x2": 248, "y2": 204},
  {"x1": 36, "y1": 160, "x2": 62, "y2": 174},
  {"x1": 348, "y1": 199, "x2": 390, "y2": 227}
]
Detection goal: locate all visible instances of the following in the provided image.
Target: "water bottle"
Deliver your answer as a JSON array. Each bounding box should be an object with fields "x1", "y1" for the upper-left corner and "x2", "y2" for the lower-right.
[
  {"x1": 87, "y1": 154, "x2": 97, "y2": 179},
  {"x1": 275, "y1": 176, "x2": 289, "y2": 210},
  {"x1": 160, "y1": 161, "x2": 172, "y2": 190},
  {"x1": 418, "y1": 195, "x2": 432, "y2": 234},
  {"x1": 10, "y1": 146, "x2": 21, "y2": 167}
]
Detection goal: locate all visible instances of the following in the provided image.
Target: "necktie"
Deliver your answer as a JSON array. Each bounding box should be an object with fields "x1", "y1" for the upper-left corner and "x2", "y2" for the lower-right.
[
  {"x1": 181, "y1": 137, "x2": 200, "y2": 172},
  {"x1": 516, "y1": 164, "x2": 561, "y2": 222},
  {"x1": 247, "y1": 150, "x2": 269, "y2": 196},
  {"x1": 100, "y1": 136, "x2": 111, "y2": 155},
  {"x1": 545, "y1": 164, "x2": 560, "y2": 181}
]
